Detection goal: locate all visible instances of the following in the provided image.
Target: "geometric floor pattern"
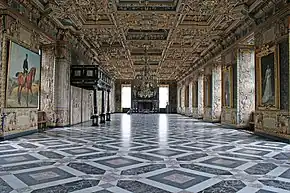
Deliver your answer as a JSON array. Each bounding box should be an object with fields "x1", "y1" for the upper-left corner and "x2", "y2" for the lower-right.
[{"x1": 0, "y1": 114, "x2": 290, "y2": 193}]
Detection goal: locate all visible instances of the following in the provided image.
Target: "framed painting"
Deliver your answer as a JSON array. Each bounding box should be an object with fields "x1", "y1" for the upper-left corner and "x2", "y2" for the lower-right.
[
  {"x1": 256, "y1": 45, "x2": 279, "y2": 109},
  {"x1": 6, "y1": 41, "x2": 41, "y2": 108},
  {"x1": 192, "y1": 81, "x2": 198, "y2": 107},
  {"x1": 204, "y1": 75, "x2": 212, "y2": 107},
  {"x1": 222, "y1": 66, "x2": 233, "y2": 108}
]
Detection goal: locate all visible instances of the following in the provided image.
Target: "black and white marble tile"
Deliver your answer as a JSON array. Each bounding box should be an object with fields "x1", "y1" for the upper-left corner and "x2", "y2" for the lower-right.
[{"x1": 0, "y1": 114, "x2": 289, "y2": 193}]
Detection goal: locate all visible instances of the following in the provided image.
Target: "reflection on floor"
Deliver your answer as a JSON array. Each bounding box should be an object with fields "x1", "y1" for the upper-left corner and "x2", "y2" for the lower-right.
[{"x1": 0, "y1": 114, "x2": 290, "y2": 193}]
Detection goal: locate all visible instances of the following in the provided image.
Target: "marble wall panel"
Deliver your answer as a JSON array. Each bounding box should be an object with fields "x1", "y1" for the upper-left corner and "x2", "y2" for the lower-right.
[
  {"x1": 237, "y1": 48, "x2": 255, "y2": 126},
  {"x1": 54, "y1": 43, "x2": 70, "y2": 126},
  {"x1": 111, "y1": 83, "x2": 115, "y2": 112},
  {"x1": 181, "y1": 85, "x2": 185, "y2": 114},
  {"x1": 71, "y1": 86, "x2": 82, "y2": 125},
  {"x1": 82, "y1": 89, "x2": 93, "y2": 122},
  {"x1": 197, "y1": 74, "x2": 204, "y2": 118},
  {"x1": 188, "y1": 82, "x2": 193, "y2": 115},
  {"x1": 40, "y1": 45, "x2": 55, "y2": 126},
  {"x1": 212, "y1": 64, "x2": 222, "y2": 120}
]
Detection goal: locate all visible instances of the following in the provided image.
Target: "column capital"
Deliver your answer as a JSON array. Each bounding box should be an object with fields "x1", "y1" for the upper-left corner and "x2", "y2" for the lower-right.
[{"x1": 55, "y1": 41, "x2": 70, "y2": 60}]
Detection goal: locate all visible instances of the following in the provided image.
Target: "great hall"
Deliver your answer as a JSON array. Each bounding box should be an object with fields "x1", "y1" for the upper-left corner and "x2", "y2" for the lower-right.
[{"x1": 0, "y1": 0, "x2": 290, "y2": 192}]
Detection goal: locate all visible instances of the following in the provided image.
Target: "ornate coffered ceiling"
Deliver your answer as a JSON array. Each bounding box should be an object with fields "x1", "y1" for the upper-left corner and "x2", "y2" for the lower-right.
[{"x1": 6, "y1": 0, "x2": 284, "y2": 80}]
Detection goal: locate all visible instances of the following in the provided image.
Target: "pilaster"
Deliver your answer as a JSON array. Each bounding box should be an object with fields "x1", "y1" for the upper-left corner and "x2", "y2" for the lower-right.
[
  {"x1": 203, "y1": 63, "x2": 222, "y2": 122},
  {"x1": 54, "y1": 40, "x2": 70, "y2": 127},
  {"x1": 192, "y1": 72, "x2": 204, "y2": 119}
]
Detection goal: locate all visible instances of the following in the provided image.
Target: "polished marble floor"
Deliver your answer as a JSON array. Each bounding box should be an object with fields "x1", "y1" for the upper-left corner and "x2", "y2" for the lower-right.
[{"x1": 1, "y1": 114, "x2": 290, "y2": 193}]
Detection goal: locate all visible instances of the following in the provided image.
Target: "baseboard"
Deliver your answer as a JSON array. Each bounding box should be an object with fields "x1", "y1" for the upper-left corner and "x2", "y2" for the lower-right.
[
  {"x1": 255, "y1": 130, "x2": 290, "y2": 143},
  {"x1": 1, "y1": 129, "x2": 38, "y2": 140},
  {"x1": 203, "y1": 119, "x2": 220, "y2": 123}
]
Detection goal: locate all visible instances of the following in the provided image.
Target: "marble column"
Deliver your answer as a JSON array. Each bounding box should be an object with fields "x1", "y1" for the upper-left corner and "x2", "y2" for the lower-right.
[
  {"x1": 54, "y1": 41, "x2": 70, "y2": 127},
  {"x1": 236, "y1": 48, "x2": 255, "y2": 127},
  {"x1": 204, "y1": 64, "x2": 222, "y2": 122},
  {"x1": 106, "y1": 89, "x2": 111, "y2": 121},
  {"x1": 100, "y1": 89, "x2": 106, "y2": 124}
]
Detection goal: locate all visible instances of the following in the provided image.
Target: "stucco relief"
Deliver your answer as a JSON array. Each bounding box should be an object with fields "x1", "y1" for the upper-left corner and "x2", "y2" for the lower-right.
[
  {"x1": 237, "y1": 49, "x2": 255, "y2": 126},
  {"x1": 197, "y1": 74, "x2": 204, "y2": 118}
]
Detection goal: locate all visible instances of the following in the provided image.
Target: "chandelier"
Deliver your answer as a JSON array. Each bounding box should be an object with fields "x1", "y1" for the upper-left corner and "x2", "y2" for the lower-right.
[{"x1": 134, "y1": 46, "x2": 158, "y2": 98}]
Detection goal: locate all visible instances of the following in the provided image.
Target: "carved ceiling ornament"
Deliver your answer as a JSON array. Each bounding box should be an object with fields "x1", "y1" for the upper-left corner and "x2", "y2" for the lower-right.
[{"x1": 4, "y1": 0, "x2": 287, "y2": 80}]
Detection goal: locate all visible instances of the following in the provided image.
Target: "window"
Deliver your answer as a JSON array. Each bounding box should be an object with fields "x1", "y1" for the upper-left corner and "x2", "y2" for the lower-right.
[
  {"x1": 159, "y1": 86, "x2": 169, "y2": 108},
  {"x1": 121, "y1": 85, "x2": 131, "y2": 108}
]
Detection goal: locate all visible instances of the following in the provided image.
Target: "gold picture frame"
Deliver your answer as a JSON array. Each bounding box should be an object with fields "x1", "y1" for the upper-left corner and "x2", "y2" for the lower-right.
[
  {"x1": 222, "y1": 65, "x2": 233, "y2": 108},
  {"x1": 256, "y1": 45, "x2": 280, "y2": 110}
]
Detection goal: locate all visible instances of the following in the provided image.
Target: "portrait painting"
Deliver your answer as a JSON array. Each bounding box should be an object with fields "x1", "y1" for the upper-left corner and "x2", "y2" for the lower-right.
[
  {"x1": 261, "y1": 53, "x2": 275, "y2": 105},
  {"x1": 257, "y1": 45, "x2": 279, "y2": 109},
  {"x1": 6, "y1": 41, "x2": 41, "y2": 108},
  {"x1": 223, "y1": 67, "x2": 232, "y2": 107}
]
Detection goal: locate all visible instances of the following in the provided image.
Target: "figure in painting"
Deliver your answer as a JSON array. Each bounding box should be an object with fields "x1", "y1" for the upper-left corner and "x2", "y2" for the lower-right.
[
  {"x1": 225, "y1": 72, "x2": 230, "y2": 106},
  {"x1": 15, "y1": 67, "x2": 37, "y2": 106},
  {"x1": 23, "y1": 54, "x2": 29, "y2": 75},
  {"x1": 262, "y1": 64, "x2": 273, "y2": 104}
]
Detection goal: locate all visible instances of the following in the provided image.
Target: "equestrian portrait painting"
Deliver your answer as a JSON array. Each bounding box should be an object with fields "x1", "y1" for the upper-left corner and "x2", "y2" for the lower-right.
[{"x1": 6, "y1": 41, "x2": 41, "y2": 108}]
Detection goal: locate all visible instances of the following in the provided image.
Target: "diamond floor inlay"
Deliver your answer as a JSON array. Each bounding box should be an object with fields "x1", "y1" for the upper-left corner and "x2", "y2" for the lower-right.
[{"x1": 0, "y1": 114, "x2": 289, "y2": 193}]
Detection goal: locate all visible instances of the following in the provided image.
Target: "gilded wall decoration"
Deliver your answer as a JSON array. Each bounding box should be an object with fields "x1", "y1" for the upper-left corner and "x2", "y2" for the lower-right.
[{"x1": 256, "y1": 45, "x2": 280, "y2": 110}]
